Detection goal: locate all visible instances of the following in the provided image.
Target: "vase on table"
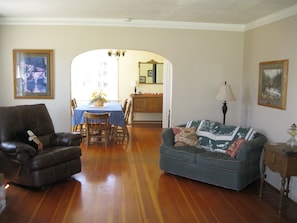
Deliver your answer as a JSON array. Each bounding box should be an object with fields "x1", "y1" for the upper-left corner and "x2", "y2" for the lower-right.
[{"x1": 93, "y1": 100, "x2": 104, "y2": 107}]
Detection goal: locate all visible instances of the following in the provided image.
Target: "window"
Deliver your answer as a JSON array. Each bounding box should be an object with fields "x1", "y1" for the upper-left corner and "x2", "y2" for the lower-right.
[{"x1": 71, "y1": 50, "x2": 118, "y2": 104}]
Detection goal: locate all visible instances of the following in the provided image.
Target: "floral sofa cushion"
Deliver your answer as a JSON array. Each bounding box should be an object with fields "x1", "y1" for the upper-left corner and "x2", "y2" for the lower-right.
[{"x1": 186, "y1": 120, "x2": 256, "y2": 153}]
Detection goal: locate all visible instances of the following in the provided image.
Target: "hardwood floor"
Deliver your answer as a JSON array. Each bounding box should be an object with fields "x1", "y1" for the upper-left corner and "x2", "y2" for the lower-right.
[{"x1": 1, "y1": 127, "x2": 296, "y2": 223}]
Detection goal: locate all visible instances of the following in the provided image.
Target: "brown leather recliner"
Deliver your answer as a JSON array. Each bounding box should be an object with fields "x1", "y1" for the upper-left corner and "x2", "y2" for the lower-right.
[{"x1": 0, "y1": 104, "x2": 82, "y2": 187}]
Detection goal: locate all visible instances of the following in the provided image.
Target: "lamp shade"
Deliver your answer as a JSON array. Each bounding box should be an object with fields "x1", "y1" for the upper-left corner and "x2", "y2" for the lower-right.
[{"x1": 215, "y1": 83, "x2": 236, "y2": 101}]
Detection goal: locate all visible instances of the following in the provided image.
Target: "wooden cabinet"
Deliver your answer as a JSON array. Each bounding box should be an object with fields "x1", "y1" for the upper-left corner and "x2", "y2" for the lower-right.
[{"x1": 131, "y1": 94, "x2": 163, "y2": 127}]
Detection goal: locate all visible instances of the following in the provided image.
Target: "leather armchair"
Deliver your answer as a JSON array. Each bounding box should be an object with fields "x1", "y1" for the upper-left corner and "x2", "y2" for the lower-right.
[{"x1": 0, "y1": 104, "x2": 82, "y2": 187}]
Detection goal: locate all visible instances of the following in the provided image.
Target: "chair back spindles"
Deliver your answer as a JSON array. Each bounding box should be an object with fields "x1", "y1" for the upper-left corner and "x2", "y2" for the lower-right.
[
  {"x1": 122, "y1": 99, "x2": 128, "y2": 114},
  {"x1": 84, "y1": 112, "x2": 111, "y2": 148},
  {"x1": 112, "y1": 100, "x2": 131, "y2": 144},
  {"x1": 124, "y1": 100, "x2": 132, "y2": 124}
]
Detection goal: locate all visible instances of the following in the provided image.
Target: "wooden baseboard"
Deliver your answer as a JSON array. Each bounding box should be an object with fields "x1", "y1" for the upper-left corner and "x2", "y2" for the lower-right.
[{"x1": 131, "y1": 121, "x2": 162, "y2": 128}]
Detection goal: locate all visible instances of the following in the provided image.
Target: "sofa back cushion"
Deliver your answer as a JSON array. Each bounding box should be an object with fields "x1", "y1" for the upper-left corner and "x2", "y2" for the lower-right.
[
  {"x1": 0, "y1": 104, "x2": 55, "y2": 142},
  {"x1": 186, "y1": 120, "x2": 255, "y2": 152}
]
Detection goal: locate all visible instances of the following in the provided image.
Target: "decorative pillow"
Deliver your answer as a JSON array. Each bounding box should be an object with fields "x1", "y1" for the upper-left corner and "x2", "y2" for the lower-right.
[
  {"x1": 226, "y1": 138, "x2": 246, "y2": 158},
  {"x1": 16, "y1": 129, "x2": 43, "y2": 151},
  {"x1": 173, "y1": 127, "x2": 198, "y2": 147},
  {"x1": 38, "y1": 134, "x2": 53, "y2": 148},
  {"x1": 27, "y1": 130, "x2": 43, "y2": 150}
]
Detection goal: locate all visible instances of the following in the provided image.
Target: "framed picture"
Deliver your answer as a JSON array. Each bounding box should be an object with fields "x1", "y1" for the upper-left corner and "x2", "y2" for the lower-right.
[
  {"x1": 139, "y1": 76, "x2": 146, "y2": 83},
  {"x1": 147, "y1": 70, "x2": 153, "y2": 77},
  {"x1": 13, "y1": 49, "x2": 54, "y2": 99},
  {"x1": 258, "y1": 59, "x2": 288, "y2": 109}
]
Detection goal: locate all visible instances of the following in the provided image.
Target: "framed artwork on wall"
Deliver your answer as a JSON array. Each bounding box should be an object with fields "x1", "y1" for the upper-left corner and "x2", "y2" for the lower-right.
[
  {"x1": 258, "y1": 59, "x2": 288, "y2": 110},
  {"x1": 147, "y1": 70, "x2": 153, "y2": 77},
  {"x1": 139, "y1": 76, "x2": 146, "y2": 83},
  {"x1": 13, "y1": 49, "x2": 54, "y2": 99}
]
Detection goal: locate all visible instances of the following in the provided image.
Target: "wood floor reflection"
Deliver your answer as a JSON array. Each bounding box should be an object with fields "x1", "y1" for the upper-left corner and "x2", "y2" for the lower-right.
[{"x1": 1, "y1": 127, "x2": 297, "y2": 223}]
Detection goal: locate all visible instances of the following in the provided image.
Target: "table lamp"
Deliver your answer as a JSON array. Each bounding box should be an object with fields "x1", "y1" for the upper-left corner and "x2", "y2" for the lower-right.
[
  {"x1": 286, "y1": 123, "x2": 297, "y2": 147},
  {"x1": 215, "y1": 81, "x2": 236, "y2": 125}
]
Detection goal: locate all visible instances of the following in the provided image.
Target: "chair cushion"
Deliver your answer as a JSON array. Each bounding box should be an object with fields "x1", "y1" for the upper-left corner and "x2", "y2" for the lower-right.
[
  {"x1": 0, "y1": 104, "x2": 55, "y2": 142},
  {"x1": 160, "y1": 144, "x2": 205, "y2": 163},
  {"x1": 195, "y1": 151, "x2": 243, "y2": 172}
]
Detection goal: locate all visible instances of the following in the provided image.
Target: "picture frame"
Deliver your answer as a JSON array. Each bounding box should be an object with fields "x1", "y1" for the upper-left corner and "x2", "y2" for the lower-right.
[
  {"x1": 139, "y1": 76, "x2": 146, "y2": 83},
  {"x1": 13, "y1": 49, "x2": 54, "y2": 99},
  {"x1": 147, "y1": 70, "x2": 153, "y2": 77},
  {"x1": 258, "y1": 59, "x2": 288, "y2": 110}
]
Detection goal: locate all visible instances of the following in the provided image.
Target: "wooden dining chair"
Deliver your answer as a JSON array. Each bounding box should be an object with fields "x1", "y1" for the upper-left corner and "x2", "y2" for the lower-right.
[
  {"x1": 71, "y1": 99, "x2": 76, "y2": 115},
  {"x1": 71, "y1": 98, "x2": 79, "y2": 132},
  {"x1": 84, "y1": 112, "x2": 111, "y2": 148},
  {"x1": 71, "y1": 98, "x2": 85, "y2": 135},
  {"x1": 122, "y1": 98, "x2": 128, "y2": 114},
  {"x1": 113, "y1": 100, "x2": 131, "y2": 144}
]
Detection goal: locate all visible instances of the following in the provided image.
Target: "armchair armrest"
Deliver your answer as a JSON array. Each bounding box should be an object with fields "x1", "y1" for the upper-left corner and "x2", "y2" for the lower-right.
[
  {"x1": 1, "y1": 141, "x2": 37, "y2": 156},
  {"x1": 0, "y1": 141, "x2": 37, "y2": 164},
  {"x1": 1, "y1": 141, "x2": 38, "y2": 178},
  {"x1": 50, "y1": 132, "x2": 82, "y2": 146}
]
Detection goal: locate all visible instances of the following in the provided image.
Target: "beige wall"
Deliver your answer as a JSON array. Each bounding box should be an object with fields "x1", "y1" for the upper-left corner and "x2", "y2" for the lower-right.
[
  {"x1": 243, "y1": 15, "x2": 297, "y2": 201},
  {"x1": 0, "y1": 25, "x2": 244, "y2": 131}
]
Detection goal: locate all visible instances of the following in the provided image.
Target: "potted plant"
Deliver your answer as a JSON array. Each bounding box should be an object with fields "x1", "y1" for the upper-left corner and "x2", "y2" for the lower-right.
[{"x1": 90, "y1": 90, "x2": 107, "y2": 107}]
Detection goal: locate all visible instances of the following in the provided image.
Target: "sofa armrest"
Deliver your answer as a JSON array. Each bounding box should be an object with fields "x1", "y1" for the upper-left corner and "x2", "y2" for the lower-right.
[
  {"x1": 161, "y1": 124, "x2": 188, "y2": 146},
  {"x1": 161, "y1": 128, "x2": 175, "y2": 146},
  {"x1": 50, "y1": 132, "x2": 82, "y2": 146},
  {"x1": 236, "y1": 133, "x2": 267, "y2": 162}
]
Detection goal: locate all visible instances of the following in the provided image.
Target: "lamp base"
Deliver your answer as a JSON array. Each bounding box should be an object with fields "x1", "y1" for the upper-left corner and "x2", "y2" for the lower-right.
[{"x1": 222, "y1": 101, "x2": 228, "y2": 125}]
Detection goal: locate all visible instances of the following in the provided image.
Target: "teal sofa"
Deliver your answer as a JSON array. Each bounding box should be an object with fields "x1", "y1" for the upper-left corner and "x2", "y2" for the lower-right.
[{"x1": 159, "y1": 120, "x2": 267, "y2": 191}]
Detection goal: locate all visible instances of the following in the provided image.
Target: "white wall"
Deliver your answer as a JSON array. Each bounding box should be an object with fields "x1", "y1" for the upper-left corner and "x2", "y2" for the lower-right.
[
  {"x1": 118, "y1": 50, "x2": 164, "y2": 102},
  {"x1": 0, "y1": 25, "x2": 244, "y2": 132},
  {"x1": 243, "y1": 15, "x2": 297, "y2": 201}
]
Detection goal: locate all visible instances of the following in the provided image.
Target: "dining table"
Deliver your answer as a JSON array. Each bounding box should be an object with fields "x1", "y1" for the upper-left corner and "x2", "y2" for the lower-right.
[{"x1": 72, "y1": 102, "x2": 125, "y2": 127}]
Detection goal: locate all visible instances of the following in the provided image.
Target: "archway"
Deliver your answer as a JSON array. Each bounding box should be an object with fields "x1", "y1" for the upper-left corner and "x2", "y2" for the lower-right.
[{"x1": 71, "y1": 49, "x2": 172, "y2": 128}]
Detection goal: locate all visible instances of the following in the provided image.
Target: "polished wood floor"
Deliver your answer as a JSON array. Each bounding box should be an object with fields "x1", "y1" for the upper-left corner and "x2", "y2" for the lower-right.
[{"x1": 1, "y1": 127, "x2": 297, "y2": 223}]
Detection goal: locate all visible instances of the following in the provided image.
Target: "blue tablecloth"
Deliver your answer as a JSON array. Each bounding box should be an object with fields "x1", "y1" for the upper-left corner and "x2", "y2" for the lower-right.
[{"x1": 72, "y1": 102, "x2": 125, "y2": 127}]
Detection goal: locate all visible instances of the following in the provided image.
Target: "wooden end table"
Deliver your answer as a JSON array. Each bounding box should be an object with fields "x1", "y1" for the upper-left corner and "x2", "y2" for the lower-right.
[{"x1": 259, "y1": 143, "x2": 297, "y2": 215}]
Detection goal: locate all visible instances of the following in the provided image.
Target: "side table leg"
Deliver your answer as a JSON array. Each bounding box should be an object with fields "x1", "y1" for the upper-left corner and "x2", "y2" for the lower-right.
[
  {"x1": 279, "y1": 176, "x2": 287, "y2": 215},
  {"x1": 285, "y1": 176, "x2": 291, "y2": 197}
]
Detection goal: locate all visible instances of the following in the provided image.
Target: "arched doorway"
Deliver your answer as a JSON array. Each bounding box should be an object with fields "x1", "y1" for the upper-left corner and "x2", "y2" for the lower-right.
[{"x1": 71, "y1": 49, "x2": 172, "y2": 128}]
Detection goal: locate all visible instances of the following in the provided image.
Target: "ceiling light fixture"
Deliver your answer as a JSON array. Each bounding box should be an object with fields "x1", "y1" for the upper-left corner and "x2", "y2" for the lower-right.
[{"x1": 108, "y1": 50, "x2": 126, "y2": 57}]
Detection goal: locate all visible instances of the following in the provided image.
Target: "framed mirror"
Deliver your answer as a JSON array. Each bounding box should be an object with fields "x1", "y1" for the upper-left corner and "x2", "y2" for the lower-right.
[{"x1": 138, "y1": 60, "x2": 163, "y2": 84}]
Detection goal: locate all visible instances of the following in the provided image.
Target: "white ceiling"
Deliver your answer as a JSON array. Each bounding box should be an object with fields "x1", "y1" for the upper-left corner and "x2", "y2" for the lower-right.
[{"x1": 1, "y1": 0, "x2": 297, "y2": 29}]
